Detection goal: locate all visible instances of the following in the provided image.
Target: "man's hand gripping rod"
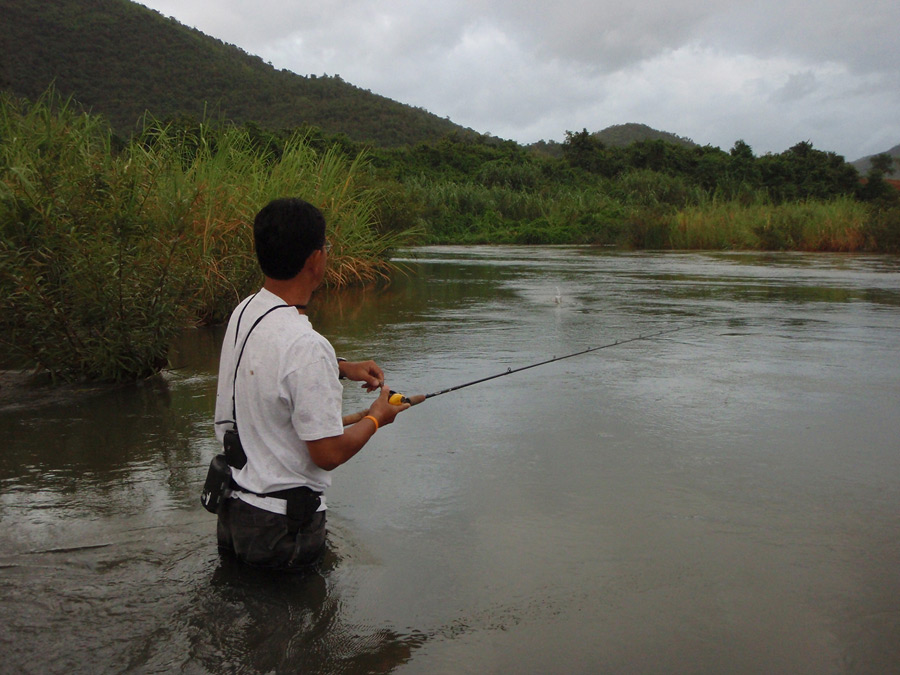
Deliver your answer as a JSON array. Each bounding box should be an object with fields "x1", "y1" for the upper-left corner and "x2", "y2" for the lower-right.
[{"x1": 342, "y1": 392, "x2": 425, "y2": 426}]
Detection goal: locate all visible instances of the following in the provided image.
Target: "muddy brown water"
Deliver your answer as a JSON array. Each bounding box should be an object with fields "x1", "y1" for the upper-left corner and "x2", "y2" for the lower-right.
[{"x1": 2, "y1": 247, "x2": 899, "y2": 674}]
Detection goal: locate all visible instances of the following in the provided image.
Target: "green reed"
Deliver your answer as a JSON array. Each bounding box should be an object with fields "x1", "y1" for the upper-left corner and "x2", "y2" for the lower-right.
[
  {"x1": 406, "y1": 178, "x2": 629, "y2": 245},
  {"x1": 403, "y1": 165, "x2": 887, "y2": 251},
  {"x1": 0, "y1": 92, "x2": 409, "y2": 381},
  {"x1": 671, "y1": 197, "x2": 869, "y2": 251}
]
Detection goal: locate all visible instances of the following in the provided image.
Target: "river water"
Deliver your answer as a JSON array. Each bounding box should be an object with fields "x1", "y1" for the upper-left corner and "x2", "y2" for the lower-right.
[{"x1": 1, "y1": 247, "x2": 899, "y2": 674}]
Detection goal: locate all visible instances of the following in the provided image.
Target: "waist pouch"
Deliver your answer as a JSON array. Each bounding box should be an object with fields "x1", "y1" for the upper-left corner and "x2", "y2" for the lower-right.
[
  {"x1": 200, "y1": 454, "x2": 232, "y2": 514},
  {"x1": 230, "y1": 477, "x2": 322, "y2": 522}
]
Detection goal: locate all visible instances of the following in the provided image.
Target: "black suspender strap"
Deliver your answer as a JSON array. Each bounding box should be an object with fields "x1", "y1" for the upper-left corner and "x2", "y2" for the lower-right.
[{"x1": 214, "y1": 293, "x2": 306, "y2": 429}]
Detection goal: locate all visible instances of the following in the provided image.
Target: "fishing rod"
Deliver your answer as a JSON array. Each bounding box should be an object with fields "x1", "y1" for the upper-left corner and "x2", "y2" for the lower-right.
[{"x1": 343, "y1": 322, "x2": 701, "y2": 424}]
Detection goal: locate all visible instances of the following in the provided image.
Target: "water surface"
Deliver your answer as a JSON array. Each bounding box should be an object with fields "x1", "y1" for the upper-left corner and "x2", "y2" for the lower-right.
[{"x1": 2, "y1": 248, "x2": 899, "y2": 673}]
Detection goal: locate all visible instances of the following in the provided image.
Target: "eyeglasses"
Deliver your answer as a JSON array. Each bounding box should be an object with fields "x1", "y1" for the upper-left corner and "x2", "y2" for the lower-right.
[{"x1": 323, "y1": 241, "x2": 332, "y2": 253}]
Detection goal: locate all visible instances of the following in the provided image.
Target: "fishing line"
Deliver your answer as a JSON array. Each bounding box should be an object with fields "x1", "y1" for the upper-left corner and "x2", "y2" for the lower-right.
[
  {"x1": 419, "y1": 322, "x2": 701, "y2": 401},
  {"x1": 352, "y1": 322, "x2": 706, "y2": 419}
]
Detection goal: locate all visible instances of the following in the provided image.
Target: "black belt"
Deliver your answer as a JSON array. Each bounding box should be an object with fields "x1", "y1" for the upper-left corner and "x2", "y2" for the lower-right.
[
  {"x1": 229, "y1": 477, "x2": 322, "y2": 521},
  {"x1": 229, "y1": 476, "x2": 320, "y2": 500}
]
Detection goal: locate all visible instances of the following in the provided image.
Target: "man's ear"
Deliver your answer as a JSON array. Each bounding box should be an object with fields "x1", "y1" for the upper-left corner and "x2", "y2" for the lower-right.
[{"x1": 305, "y1": 247, "x2": 327, "y2": 276}]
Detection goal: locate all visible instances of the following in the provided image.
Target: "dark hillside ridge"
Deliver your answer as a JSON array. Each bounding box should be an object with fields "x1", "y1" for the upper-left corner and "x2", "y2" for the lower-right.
[
  {"x1": 0, "y1": 0, "x2": 472, "y2": 145},
  {"x1": 5, "y1": 0, "x2": 888, "y2": 157}
]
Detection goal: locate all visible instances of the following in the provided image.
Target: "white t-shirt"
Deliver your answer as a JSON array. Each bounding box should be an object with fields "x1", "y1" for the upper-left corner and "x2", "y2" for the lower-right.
[{"x1": 214, "y1": 288, "x2": 344, "y2": 514}]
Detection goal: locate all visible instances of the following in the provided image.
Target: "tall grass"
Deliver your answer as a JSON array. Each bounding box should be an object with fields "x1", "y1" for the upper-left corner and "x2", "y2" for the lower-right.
[
  {"x1": 155, "y1": 126, "x2": 410, "y2": 322},
  {"x1": 671, "y1": 197, "x2": 868, "y2": 251},
  {"x1": 406, "y1": 177, "x2": 629, "y2": 245},
  {"x1": 0, "y1": 92, "x2": 195, "y2": 381},
  {"x1": 402, "y1": 166, "x2": 885, "y2": 251},
  {"x1": 0, "y1": 92, "x2": 411, "y2": 382}
]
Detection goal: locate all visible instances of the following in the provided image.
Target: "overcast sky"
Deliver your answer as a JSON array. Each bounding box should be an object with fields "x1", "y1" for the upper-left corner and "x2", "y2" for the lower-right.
[{"x1": 138, "y1": 0, "x2": 899, "y2": 160}]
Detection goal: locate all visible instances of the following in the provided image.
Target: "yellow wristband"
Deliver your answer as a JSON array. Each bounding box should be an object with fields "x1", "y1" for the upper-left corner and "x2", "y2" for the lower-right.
[{"x1": 363, "y1": 415, "x2": 379, "y2": 431}]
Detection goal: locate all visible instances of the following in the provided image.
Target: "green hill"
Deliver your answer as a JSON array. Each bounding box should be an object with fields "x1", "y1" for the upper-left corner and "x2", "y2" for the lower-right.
[
  {"x1": 593, "y1": 123, "x2": 697, "y2": 148},
  {"x1": 851, "y1": 144, "x2": 900, "y2": 174},
  {"x1": 528, "y1": 123, "x2": 697, "y2": 158},
  {"x1": 0, "y1": 0, "x2": 473, "y2": 145}
]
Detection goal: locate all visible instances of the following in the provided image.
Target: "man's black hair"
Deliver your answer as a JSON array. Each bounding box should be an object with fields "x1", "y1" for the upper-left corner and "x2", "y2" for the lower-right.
[{"x1": 253, "y1": 198, "x2": 326, "y2": 280}]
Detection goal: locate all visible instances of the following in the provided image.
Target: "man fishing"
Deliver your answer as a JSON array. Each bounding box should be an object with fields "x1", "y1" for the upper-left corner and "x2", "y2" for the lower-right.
[{"x1": 212, "y1": 197, "x2": 409, "y2": 570}]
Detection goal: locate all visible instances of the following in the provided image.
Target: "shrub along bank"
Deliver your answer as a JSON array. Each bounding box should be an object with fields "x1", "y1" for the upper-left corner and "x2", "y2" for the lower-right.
[
  {"x1": 0, "y1": 92, "x2": 408, "y2": 382},
  {"x1": 369, "y1": 133, "x2": 898, "y2": 251}
]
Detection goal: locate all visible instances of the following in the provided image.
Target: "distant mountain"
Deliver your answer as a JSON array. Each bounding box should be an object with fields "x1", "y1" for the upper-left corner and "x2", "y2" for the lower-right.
[
  {"x1": 592, "y1": 123, "x2": 697, "y2": 148},
  {"x1": 851, "y1": 144, "x2": 900, "y2": 174},
  {"x1": 527, "y1": 123, "x2": 697, "y2": 158},
  {"x1": 0, "y1": 0, "x2": 473, "y2": 146}
]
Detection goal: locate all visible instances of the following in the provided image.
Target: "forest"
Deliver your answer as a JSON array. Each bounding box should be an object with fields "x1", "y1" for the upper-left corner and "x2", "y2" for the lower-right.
[{"x1": 366, "y1": 128, "x2": 897, "y2": 249}]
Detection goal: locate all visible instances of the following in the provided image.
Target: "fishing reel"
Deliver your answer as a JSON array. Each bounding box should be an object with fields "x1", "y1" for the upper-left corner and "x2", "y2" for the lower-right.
[{"x1": 388, "y1": 390, "x2": 410, "y2": 405}]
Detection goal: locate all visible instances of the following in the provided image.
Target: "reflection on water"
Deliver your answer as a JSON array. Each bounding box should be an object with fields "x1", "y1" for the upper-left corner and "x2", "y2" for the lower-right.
[
  {"x1": 0, "y1": 521, "x2": 428, "y2": 674},
  {"x1": 136, "y1": 545, "x2": 428, "y2": 674},
  {"x1": 2, "y1": 248, "x2": 900, "y2": 673}
]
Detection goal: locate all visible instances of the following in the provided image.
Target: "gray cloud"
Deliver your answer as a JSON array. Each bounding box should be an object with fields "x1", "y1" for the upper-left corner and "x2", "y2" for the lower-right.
[
  {"x1": 771, "y1": 71, "x2": 820, "y2": 103},
  {"x1": 480, "y1": 0, "x2": 721, "y2": 70},
  {"x1": 139, "y1": 0, "x2": 899, "y2": 158},
  {"x1": 703, "y1": 0, "x2": 900, "y2": 74}
]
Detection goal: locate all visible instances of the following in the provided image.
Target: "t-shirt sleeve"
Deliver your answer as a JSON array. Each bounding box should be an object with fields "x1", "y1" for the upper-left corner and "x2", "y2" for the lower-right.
[{"x1": 283, "y1": 338, "x2": 345, "y2": 441}]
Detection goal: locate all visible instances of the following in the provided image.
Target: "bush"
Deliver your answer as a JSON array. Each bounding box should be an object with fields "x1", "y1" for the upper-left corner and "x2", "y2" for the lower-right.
[
  {"x1": 609, "y1": 169, "x2": 699, "y2": 209},
  {"x1": 0, "y1": 92, "x2": 198, "y2": 381},
  {"x1": 864, "y1": 205, "x2": 900, "y2": 253},
  {"x1": 624, "y1": 209, "x2": 673, "y2": 249}
]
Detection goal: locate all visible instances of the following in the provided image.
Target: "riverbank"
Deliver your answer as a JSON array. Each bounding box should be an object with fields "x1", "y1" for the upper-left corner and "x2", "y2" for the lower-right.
[
  {"x1": 3, "y1": 91, "x2": 898, "y2": 383},
  {"x1": 402, "y1": 180, "x2": 898, "y2": 251}
]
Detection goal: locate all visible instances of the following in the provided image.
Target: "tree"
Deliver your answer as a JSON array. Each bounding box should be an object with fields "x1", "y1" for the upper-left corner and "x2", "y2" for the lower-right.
[
  {"x1": 730, "y1": 140, "x2": 754, "y2": 161},
  {"x1": 870, "y1": 153, "x2": 896, "y2": 176},
  {"x1": 562, "y1": 129, "x2": 602, "y2": 171},
  {"x1": 859, "y1": 153, "x2": 899, "y2": 203},
  {"x1": 758, "y1": 141, "x2": 858, "y2": 202}
]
